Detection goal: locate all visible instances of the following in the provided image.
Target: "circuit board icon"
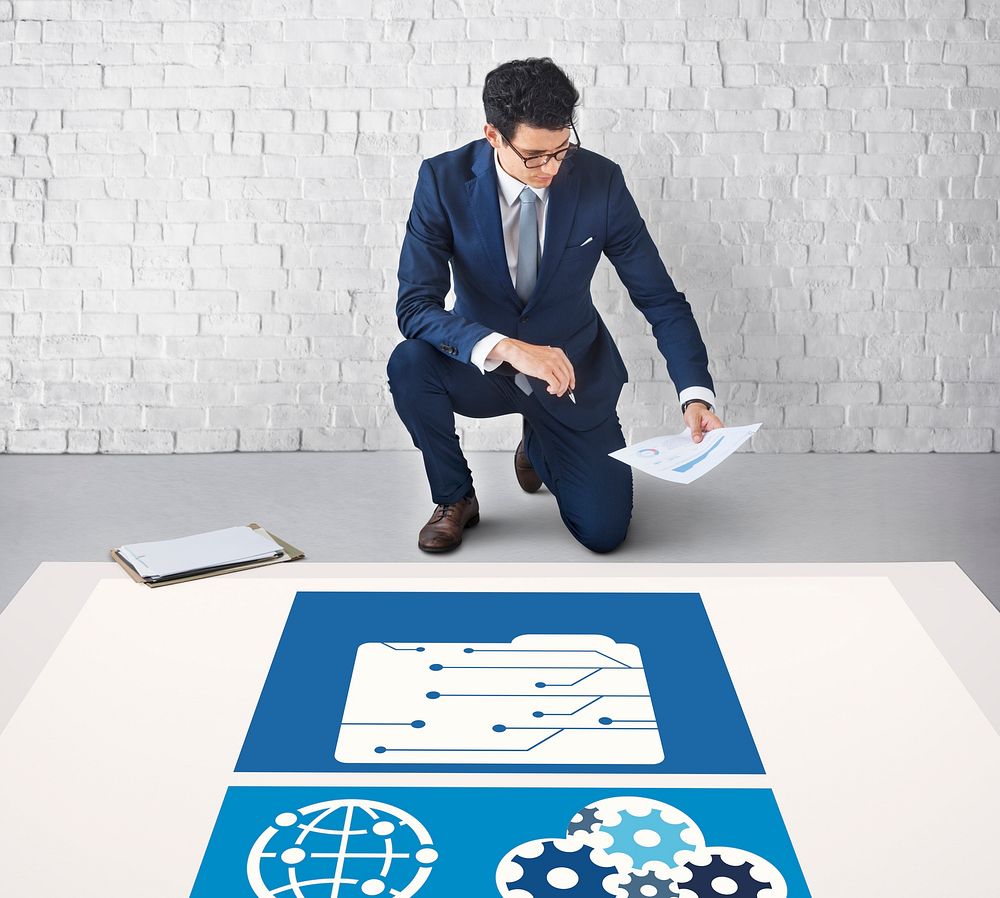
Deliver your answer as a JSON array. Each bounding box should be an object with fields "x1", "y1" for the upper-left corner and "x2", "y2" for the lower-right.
[{"x1": 334, "y1": 634, "x2": 664, "y2": 765}]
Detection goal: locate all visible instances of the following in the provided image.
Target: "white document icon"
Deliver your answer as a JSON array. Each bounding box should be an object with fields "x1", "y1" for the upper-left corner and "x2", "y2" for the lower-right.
[{"x1": 335, "y1": 634, "x2": 663, "y2": 765}]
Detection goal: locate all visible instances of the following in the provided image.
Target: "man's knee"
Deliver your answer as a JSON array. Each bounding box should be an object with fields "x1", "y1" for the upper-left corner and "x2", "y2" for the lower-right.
[
  {"x1": 387, "y1": 338, "x2": 437, "y2": 391},
  {"x1": 565, "y1": 503, "x2": 632, "y2": 554},
  {"x1": 577, "y1": 520, "x2": 630, "y2": 554}
]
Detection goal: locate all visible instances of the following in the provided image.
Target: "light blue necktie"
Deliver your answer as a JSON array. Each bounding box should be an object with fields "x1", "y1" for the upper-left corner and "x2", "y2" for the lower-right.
[
  {"x1": 514, "y1": 186, "x2": 538, "y2": 395},
  {"x1": 515, "y1": 185, "x2": 539, "y2": 305}
]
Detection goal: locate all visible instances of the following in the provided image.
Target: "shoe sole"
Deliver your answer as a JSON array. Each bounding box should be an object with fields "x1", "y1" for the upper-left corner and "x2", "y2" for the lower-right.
[{"x1": 417, "y1": 513, "x2": 480, "y2": 553}]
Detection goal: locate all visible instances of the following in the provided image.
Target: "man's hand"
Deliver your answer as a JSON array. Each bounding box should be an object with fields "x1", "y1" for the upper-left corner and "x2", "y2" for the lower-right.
[
  {"x1": 488, "y1": 338, "x2": 576, "y2": 398},
  {"x1": 684, "y1": 401, "x2": 724, "y2": 443}
]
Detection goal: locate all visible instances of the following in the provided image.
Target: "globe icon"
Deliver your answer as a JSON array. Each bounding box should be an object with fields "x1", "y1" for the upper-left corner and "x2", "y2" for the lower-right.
[{"x1": 247, "y1": 798, "x2": 438, "y2": 897}]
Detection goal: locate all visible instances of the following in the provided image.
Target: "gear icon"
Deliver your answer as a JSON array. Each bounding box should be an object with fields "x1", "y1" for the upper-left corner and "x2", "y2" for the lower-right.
[
  {"x1": 567, "y1": 804, "x2": 603, "y2": 836},
  {"x1": 671, "y1": 853, "x2": 770, "y2": 897},
  {"x1": 622, "y1": 869, "x2": 673, "y2": 897},
  {"x1": 600, "y1": 809, "x2": 695, "y2": 870},
  {"x1": 499, "y1": 837, "x2": 621, "y2": 898}
]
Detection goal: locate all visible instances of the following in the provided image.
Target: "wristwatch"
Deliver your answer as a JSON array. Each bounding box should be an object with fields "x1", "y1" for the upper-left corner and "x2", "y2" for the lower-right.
[{"x1": 681, "y1": 399, "x2": 713, "y2": 414}]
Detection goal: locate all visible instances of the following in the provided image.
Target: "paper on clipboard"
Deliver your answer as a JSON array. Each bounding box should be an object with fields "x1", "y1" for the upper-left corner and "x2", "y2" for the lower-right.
[
  {"x1": 610, "y1": 422, "x2": 762, "y2": 484},
  {"x1": 109, "y1": 523, "x2": 304, "y2": 587},
  {"x1": 117, "y1": 524, "x2": 283, "y2": 580}
]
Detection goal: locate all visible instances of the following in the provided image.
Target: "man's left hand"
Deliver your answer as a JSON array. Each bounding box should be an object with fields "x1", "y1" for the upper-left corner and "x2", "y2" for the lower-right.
[{"x1": 684, "y1": 402, "x2": 724, "y2": 443}]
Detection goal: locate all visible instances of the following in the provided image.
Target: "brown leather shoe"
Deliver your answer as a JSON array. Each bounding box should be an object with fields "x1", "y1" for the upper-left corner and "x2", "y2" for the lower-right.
[
  {"x1": 514, "y1": 422, "x2": 543, "y2": 493},
  {"x1": 417, "y1": 490, "x2": 480, "y2": 553}
]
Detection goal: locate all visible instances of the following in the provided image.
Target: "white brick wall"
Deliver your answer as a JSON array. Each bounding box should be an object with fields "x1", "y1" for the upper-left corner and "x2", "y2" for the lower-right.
[{"x1": 1, "y1": 1, "x2": 997, "y2": 454}]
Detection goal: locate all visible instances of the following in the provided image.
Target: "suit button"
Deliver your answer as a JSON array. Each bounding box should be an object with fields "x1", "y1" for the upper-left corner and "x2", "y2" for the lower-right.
[{"x1": 520, "y1": 316, "x2": 528, "y2": 322}]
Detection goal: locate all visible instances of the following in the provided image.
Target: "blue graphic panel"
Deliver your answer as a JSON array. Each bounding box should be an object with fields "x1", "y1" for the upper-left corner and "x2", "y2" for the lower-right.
[
  {"x1": 237, "y1": 591, "x2": 762, "y2": 774},
  {"x1": 190, "y1": 786, "x2": 811, "y2": 898}
]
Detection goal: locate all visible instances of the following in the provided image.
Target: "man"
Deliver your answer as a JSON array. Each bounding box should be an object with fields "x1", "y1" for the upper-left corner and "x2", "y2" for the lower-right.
[{"x1": 388, "y1": 57, "x2": 723, "y2": 554}]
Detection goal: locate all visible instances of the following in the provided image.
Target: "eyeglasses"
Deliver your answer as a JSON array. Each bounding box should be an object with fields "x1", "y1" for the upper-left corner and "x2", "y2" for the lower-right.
[{"x1": 495, "y1": 122, "x2": 581, "y2": 169}]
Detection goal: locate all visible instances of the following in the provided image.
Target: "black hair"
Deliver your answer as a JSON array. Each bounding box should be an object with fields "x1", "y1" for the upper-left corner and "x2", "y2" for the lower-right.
[{"x1": 482, "y1": 57, "x2": 579, "y2": 142}]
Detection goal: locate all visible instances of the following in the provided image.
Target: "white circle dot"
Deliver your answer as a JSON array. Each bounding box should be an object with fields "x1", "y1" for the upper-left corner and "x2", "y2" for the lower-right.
[
  {"x1": 633, "y1": 828, "x2": 661, "y2": 848},
  {"x1": 361, "y1": 880, "x2": 386, "y2": 896},
  {"x1": 415, "y1": 847, "x2": 438, "y2": 864},
  {"x1": 281, "y1": 847, "x2": 306, "y2": 865},
  {"x1": 372, "y1": 820, "x2": 395, "y2": 836},
  {"x1": 712, "y1": 876, "x2": 738, "y2": 895},
  {"x1": 274, "y1": 813, "x2": 297, "y2": 827},
  {"x1": 641, "y1": 886, "x2": 658, "y2": 897},
  {"x1": 546, "y1": 867, "x2": 579, "y2": 889}
]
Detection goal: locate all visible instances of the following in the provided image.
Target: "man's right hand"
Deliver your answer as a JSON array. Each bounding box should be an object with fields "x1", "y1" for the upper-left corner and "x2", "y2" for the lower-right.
[{"x1": 487, "y1": 338, "x2": 576, "y2": 397}]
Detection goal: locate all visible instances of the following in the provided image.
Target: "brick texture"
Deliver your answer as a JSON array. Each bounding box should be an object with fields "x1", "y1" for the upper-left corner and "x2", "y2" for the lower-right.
[{"x1": 0, "y1": 2, "x2": 997, "y2": 454}]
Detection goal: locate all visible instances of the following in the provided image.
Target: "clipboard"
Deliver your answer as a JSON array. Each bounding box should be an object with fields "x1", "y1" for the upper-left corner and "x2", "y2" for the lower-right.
[{"x1": 109, "y1": 523, "x2": 305, "y2": 588}]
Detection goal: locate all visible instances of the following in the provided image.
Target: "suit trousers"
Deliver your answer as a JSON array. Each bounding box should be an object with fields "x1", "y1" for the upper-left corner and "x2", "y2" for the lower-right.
[{"x1": 387, "y1": 338, "x2": 633, "y2": 554}]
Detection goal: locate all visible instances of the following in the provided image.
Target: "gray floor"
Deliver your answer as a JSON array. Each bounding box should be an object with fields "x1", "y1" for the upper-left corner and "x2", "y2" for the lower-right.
[{"x1": 2, "y1": 450, "x2": 999, "y2": 615}]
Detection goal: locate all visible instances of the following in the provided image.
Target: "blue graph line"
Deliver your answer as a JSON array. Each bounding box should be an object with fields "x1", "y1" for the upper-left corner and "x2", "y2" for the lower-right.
[{"x1": 673, "y1": 436, "x2": 724, "y2": 472}]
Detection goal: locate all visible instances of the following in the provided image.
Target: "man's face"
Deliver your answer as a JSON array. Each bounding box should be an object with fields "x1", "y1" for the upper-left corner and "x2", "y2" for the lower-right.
[{"x1": 485, "y1": 122, "x2": 571, "y2": 189}]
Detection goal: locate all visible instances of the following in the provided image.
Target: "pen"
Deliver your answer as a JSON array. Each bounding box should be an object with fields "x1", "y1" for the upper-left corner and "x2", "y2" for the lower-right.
[{"x1": 568, "y1": 391, "x2": 576, "y2": 404}]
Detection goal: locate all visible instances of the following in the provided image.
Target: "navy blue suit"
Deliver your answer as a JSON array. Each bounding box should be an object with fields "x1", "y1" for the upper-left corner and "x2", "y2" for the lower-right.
[{"x1": 388, "y1": 137, "x2": 714, "y2": 552}]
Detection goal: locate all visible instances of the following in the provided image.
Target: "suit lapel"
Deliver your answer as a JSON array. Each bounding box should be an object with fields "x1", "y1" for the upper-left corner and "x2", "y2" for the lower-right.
[
  {"x1": 467, "y1": 140, "x2": 521, "y2": 306},
  {"x1": 466, "y1": 138, "x2": 579, "y2": 313}
]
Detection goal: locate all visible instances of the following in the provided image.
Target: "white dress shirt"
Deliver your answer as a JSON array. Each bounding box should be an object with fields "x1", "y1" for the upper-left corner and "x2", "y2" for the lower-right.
[
  {"x1": 468, "y1": 147, "x2": 549, "y2": 374},
  {"x1": 468, "y1": 146, "x2": 717, "y2": 415}
]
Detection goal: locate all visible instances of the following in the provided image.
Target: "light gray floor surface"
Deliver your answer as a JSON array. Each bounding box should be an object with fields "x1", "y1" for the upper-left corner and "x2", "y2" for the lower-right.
[{"x1": 2, "y1": 450, "x2": 999, "y2": 615}]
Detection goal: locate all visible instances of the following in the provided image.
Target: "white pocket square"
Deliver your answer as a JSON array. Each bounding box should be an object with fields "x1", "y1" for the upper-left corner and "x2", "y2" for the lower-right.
[{"x1": 578, "y1": 236, "x2": 594, "y2": 246}]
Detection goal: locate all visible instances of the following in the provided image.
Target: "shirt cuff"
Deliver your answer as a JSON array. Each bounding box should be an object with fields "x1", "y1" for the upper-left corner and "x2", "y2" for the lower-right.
[
  {"x1": 679, "y1": 386, "x2": 718, "y2": 415},
  {"x1": 470, "y1": 332, "x2": 509, "y2": 374}
]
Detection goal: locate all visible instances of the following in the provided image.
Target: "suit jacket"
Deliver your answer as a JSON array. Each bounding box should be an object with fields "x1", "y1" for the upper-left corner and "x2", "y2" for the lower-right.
[{"x1": 395, "y1": 136, "x2": 714, "y2": 430}]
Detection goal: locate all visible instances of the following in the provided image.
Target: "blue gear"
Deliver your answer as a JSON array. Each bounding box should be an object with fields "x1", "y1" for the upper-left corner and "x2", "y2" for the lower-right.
[
  {"x1": 673, "y1": 854, "x2": 770, "y2": 897},
  {"x1": 623, "y1": 869, "x2": 672, "y2": 897},
  {"x1": 600, "y1": 809, "x2": 693, "y2": 869},
  {"x1": 503, "y1": 839, "x2": 618, "y2": 898},
  {"x1": 567, "y1": 805, "x2": 603, "y2": 836}
]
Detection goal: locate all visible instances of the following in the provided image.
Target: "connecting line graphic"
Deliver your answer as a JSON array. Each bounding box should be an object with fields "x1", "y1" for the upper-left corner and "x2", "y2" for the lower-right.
[
  {"x1": 341, "y1": 694, "x2": 652, "y2": 726},
  {"x1": 427, "y1": 650, "x2": 643, "y2": 691},
  {"x1": 534, "y1": 696, "x2": 604, "y2": 717},
  {"x1": 424, "y1": 692, "x2": 653, "y2": 713},
  {"x1": 428, "y1": 664, "x2": 643, "y2": 687},
  {"x1": 434, "y1": 646, "x2": 635, "y2": 667},
  {"x1": 335, "y1": 637, "x2": 664, "y2": 765},
  {"x1": 419, "y1": 692, "x2": 651, "y2": 700},
  {"x1": 340, "y1": 718, "x2": 658, "y2": 754},
  {"x1": 367, "y1": 723, "x2": 658, "y2": 754},
  {"x1": 376, "y1": 645, "x2": 635, "y2": 665}
]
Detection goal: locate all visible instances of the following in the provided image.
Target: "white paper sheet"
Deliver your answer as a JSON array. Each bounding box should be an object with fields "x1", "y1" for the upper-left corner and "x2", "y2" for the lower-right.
[{"x1": 609, "y1": 423, "x2": 762, "y2": 484}]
